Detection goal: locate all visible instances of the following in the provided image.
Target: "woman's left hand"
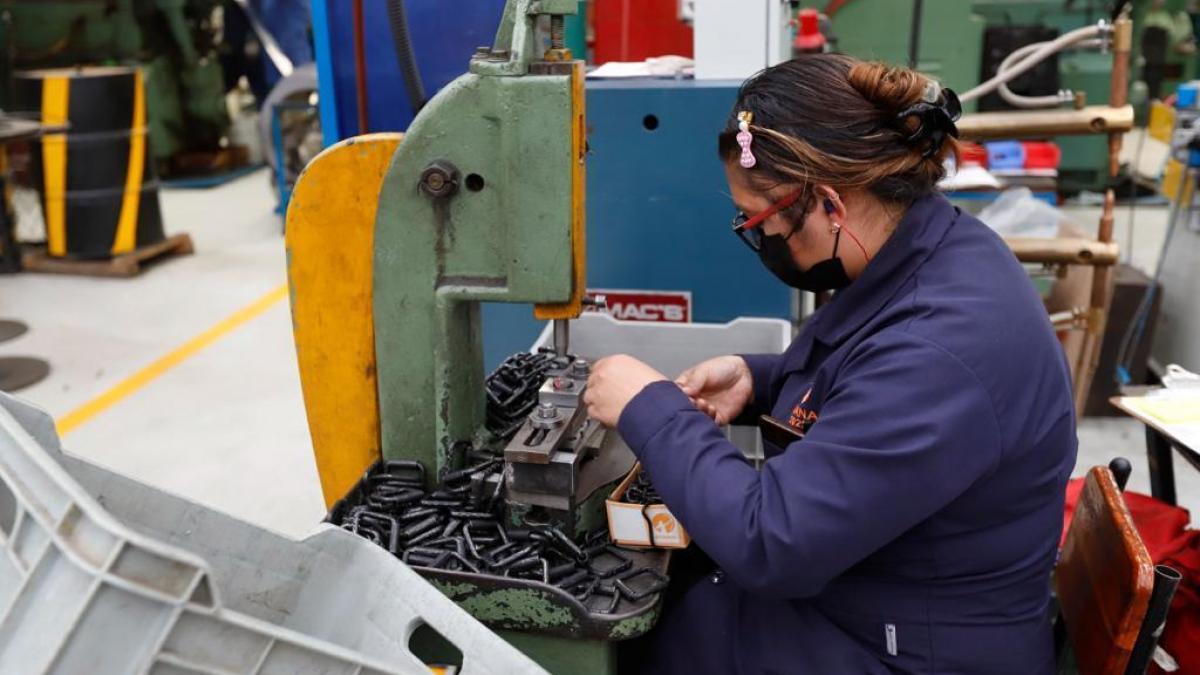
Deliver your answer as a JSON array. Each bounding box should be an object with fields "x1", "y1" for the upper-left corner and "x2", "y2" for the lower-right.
[{"x1": 584, "y1": 355, "x2": 669, "y2": 427}]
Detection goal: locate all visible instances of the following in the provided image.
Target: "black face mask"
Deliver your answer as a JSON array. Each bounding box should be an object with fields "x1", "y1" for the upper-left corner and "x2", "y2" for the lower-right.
[{"x1": 758, "y1": 225, "x2": 852, "y2": 293}]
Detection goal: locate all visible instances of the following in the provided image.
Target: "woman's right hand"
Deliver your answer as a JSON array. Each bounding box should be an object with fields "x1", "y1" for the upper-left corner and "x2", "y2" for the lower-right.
[{"x1": 675, "y1": 356, "x2": 754, "y2": 426}]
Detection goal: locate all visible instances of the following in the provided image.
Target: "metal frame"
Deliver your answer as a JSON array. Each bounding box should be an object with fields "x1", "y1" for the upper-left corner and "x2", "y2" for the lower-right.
[
  {"x1": 311, "y1": 0, "x2": 342, "y2": 147},
  {"x1": 957, "y1": 13, "x2": 1133, "y2": 416}
]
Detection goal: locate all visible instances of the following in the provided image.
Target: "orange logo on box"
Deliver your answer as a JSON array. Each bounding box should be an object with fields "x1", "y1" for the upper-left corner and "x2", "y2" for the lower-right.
[{"x1": 651, "y1": 514, "x2": 675, "y2": 535}]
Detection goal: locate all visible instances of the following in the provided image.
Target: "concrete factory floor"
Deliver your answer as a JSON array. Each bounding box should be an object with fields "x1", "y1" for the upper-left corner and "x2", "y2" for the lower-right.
[{"x1": 0, "y1": 167, "x2": 1197, "y2": 541}]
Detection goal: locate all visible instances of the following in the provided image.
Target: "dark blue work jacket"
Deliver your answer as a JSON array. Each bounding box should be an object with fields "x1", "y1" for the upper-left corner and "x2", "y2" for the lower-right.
[{"x1": 617, "y1": 194, "x2": 1076, "y2": 674}]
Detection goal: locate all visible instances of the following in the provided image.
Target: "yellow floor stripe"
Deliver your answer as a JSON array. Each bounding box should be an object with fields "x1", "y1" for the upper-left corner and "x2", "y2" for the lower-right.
[{"x1": 56, "y1": 283, "x2": 289, "y2": 436}]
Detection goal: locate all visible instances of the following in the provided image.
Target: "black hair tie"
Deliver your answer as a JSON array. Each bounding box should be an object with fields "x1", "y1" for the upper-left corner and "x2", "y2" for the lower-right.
[{"x1": 895, "y1": 87, "x2": 962, "y2": 159}]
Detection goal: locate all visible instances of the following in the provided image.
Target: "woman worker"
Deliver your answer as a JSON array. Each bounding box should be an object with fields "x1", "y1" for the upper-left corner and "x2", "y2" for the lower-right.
[{"x1": 582, "y1": 54, "x2": 1076, "y2": 674}]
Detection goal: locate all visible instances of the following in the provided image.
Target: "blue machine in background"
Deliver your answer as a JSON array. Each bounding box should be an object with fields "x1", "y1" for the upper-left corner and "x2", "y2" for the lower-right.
[
  {"x1": 582, "y1": 81, "x2": 792, "y2": 326},
  {"x1": 311, "y1": 0, "x2": 507, "y2": 143},
  {"x1": 482, "y1": 79, "x2": 794, "y2": 368},
  {"x1": 311, "y1": 3, "x2": 792, "y2": 368}
]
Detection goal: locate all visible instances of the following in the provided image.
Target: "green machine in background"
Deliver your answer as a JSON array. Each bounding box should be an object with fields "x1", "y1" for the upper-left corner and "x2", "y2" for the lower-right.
[
  {"x1": 798, "y1": 0, "x2": 987, "y2": 104},
  {"x1": 971, "y1": 0, "x2": 1191, "y2": 189},
  {"x1": 801, "y1": 0, "x2": 1193, "y2": 191},
  {"x1": 0, "y1": 0, "x2": 232, "y2": 176}
]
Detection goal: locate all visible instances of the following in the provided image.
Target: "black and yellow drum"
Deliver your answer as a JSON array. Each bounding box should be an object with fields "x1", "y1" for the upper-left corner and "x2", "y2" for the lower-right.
[{"x1": 13, "y1": 66, "x2": 164, "y2": 259}]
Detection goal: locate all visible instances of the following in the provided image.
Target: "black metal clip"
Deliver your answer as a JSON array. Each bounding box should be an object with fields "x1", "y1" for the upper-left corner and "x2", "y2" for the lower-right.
[{"x1": 616, "y1": 567, "x2": 670, "y2": 601}]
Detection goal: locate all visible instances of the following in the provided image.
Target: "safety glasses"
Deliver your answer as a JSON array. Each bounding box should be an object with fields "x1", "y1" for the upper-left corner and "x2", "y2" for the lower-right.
[{"x1": 731, "y1": 188, "x2": 806, "y2": 251}]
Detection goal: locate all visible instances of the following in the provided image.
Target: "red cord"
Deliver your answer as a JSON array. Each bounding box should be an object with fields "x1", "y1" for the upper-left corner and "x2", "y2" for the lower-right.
[
  {"x1": 841, "y1": 224, "x2": 872, "y2": 263},
  {"x1": 824, "y1": 0, "x2": 854, "y2": 17},
  {"x1": 351, "y1": 0, "x2": 369, "y2": 133}
]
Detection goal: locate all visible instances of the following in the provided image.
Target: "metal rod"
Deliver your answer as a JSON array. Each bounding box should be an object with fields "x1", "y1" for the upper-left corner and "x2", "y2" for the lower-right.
[
  {"x1": 907, "y1": 0, "x2": 924, "y2": 70},
  {"x1": 553, "y1": 319, "x2": 570, "y2": 357},
  {"x1": 1006, "y1": 236, "x2": 1120, "y2": 266},
  {"x1": 1108, "y1": 14, "x2": 1133, "y2": 181},
  {"x1": 1125, "y1": 565, "x2": 1182, "y2": 675},
  {"x1": 1091, "y1": 191, "x2": 1116, "y2": 310},
  {"x1": 957, "y1": 105, "x2": 1133, "y2": 141},
  {"x1": 352, "y1": 0, "x2": 370, "y2": 134},
  {"x1": 1073, "y1": 11, "x2": 1132, "y2": 414},
  {"x1": 1048, "y1": 309, "x2": 1085, "y2": 330}
]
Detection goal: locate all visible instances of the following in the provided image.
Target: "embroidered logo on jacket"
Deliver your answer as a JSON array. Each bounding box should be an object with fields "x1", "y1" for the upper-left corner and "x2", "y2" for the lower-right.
[{"x1": 788, "y1": 388, "x2": 819, "y2": 433}]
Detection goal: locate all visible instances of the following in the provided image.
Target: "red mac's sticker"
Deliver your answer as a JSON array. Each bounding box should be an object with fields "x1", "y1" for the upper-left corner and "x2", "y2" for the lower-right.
[{"x1": 586, "y1": 289, "x2": 692, "y2": 323}]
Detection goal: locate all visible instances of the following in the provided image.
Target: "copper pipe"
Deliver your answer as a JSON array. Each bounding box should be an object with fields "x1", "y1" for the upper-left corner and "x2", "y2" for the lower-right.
[
  {"x1": 1091, "y1": 191, "x2": 1117, "y2": 310},
  {"x1": 1075, "y1": 13, "x2": 1132, "y2": 413},
  {"x1": 352, "y1": 0, "x2": 370, "y2": 134},
  {"x1": 958, "y1": 105, "x2": 1133, "y2": 141},
  {"x1": 1107, "y1": 15, "x2": 1133, "y2": 182},
  {"x1": 1095, "y1": 16, "x2": 1132, "y2": 304},
  {"x1": 1007, "y1": 236, "x2": 1120, "y2": 267}
]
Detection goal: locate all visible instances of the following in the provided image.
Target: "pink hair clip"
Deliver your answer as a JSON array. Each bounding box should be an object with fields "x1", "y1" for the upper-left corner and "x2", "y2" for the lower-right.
[{"x1": 736, "y1": 111, "x2": 756, "y2": 168}]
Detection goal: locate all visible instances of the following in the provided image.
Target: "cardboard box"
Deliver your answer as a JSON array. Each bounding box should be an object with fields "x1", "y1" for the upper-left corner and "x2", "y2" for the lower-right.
[{"x1": 605, "y1": 463, "x2": 691, "y2": 549}]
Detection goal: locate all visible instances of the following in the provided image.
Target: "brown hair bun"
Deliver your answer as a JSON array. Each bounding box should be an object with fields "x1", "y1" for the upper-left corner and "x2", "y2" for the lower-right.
[{"x1": 847, "y1": 61, "x2": 929, "y2": 115}]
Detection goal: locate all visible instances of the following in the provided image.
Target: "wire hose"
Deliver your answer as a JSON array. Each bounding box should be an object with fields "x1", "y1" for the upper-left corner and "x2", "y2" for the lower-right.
[
  {"x1": 386, "y1": 0, "x2": 428, "y2": 115},
  {"x1": 995, "y1": 38, "x2": 1104, "y2": 109},
  {"x1": 960, "y1": 24, "x2": 1107, "y2": 104},
  {"x1": 1114, "y1": 169, "x2": 1195, "y2": 385}
]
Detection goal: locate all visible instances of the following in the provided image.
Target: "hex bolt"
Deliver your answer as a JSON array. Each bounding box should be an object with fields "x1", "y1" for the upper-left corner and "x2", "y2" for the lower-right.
[
  {"x1": 531, "y1": 401, "x2": 563, "y2": 430},
  {"x1": 419, "y1": 162, "x2": 459, "y2": 199},
  {"x1": 489, "y1": 49, "x2": 511, "y2": 62},
  {"x1": 473, "y1": 45, "x2": 491, "y2": 58},
  {"x1": 571, "y1": 359, "x2": 589, "y2": 377}
]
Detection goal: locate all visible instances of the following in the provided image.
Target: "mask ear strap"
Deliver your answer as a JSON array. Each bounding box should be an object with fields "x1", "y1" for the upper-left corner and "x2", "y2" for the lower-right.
[{"x1": 834, "y1": 221, "x2": 873, "y2": 264}]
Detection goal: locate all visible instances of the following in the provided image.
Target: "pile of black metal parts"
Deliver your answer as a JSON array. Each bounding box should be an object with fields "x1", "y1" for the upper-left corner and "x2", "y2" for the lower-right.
[
  {"x1": 484, "y1": 350, "x2": 557, "y2": 439},
  {"x1": 328, "y1": 351, "x2": 671, "y2": 632},
  {"x1": 623, "y1": 470, "x2": 663, "y2": 506}
]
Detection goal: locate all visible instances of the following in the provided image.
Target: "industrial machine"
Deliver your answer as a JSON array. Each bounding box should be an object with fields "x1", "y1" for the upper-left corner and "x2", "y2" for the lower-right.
[
  {"x1": 794, "y1": 0, "x2": 1190, "y2": 190},
  {"x1": 501, "y1": 349, "x2": 637, "y2": 537},
  {"x1": 310, "y1": 0, "x2": 586, "y2": 142},
  {"x1": 286, "y1": 1, "x2": 669, "y2": 671},
  {"x1": 0, "y1": 0, "x2": 236, "y2": 176}
]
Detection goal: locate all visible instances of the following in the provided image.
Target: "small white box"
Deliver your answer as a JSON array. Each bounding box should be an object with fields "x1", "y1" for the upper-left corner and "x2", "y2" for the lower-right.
[{"x1": 606, "y1": 463, "x2": 691, "y2": 549}]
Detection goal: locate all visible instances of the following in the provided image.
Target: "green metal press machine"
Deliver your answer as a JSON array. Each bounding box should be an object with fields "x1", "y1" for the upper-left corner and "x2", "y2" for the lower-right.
[{"x1": 285, "y1": 1, "x2": 664, "y2": 672}]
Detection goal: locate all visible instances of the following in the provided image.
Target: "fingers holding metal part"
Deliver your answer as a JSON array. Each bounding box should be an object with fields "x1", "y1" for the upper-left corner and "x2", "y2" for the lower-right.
[
  {"x1": 674, "y1": 355, "x2": 752, "y2": 425},
  {"x1": 584, "y1": 355, "x2": 668, "y2": 427}
]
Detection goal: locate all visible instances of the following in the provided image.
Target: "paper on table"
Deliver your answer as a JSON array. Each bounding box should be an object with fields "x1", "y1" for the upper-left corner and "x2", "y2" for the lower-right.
[
  {"x1": 1123, "y1": 391, "x2": 1200, "y2": 425},
  {"x1": 1120, "y1": 390, "x2": 1200, "y2": 451}
]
